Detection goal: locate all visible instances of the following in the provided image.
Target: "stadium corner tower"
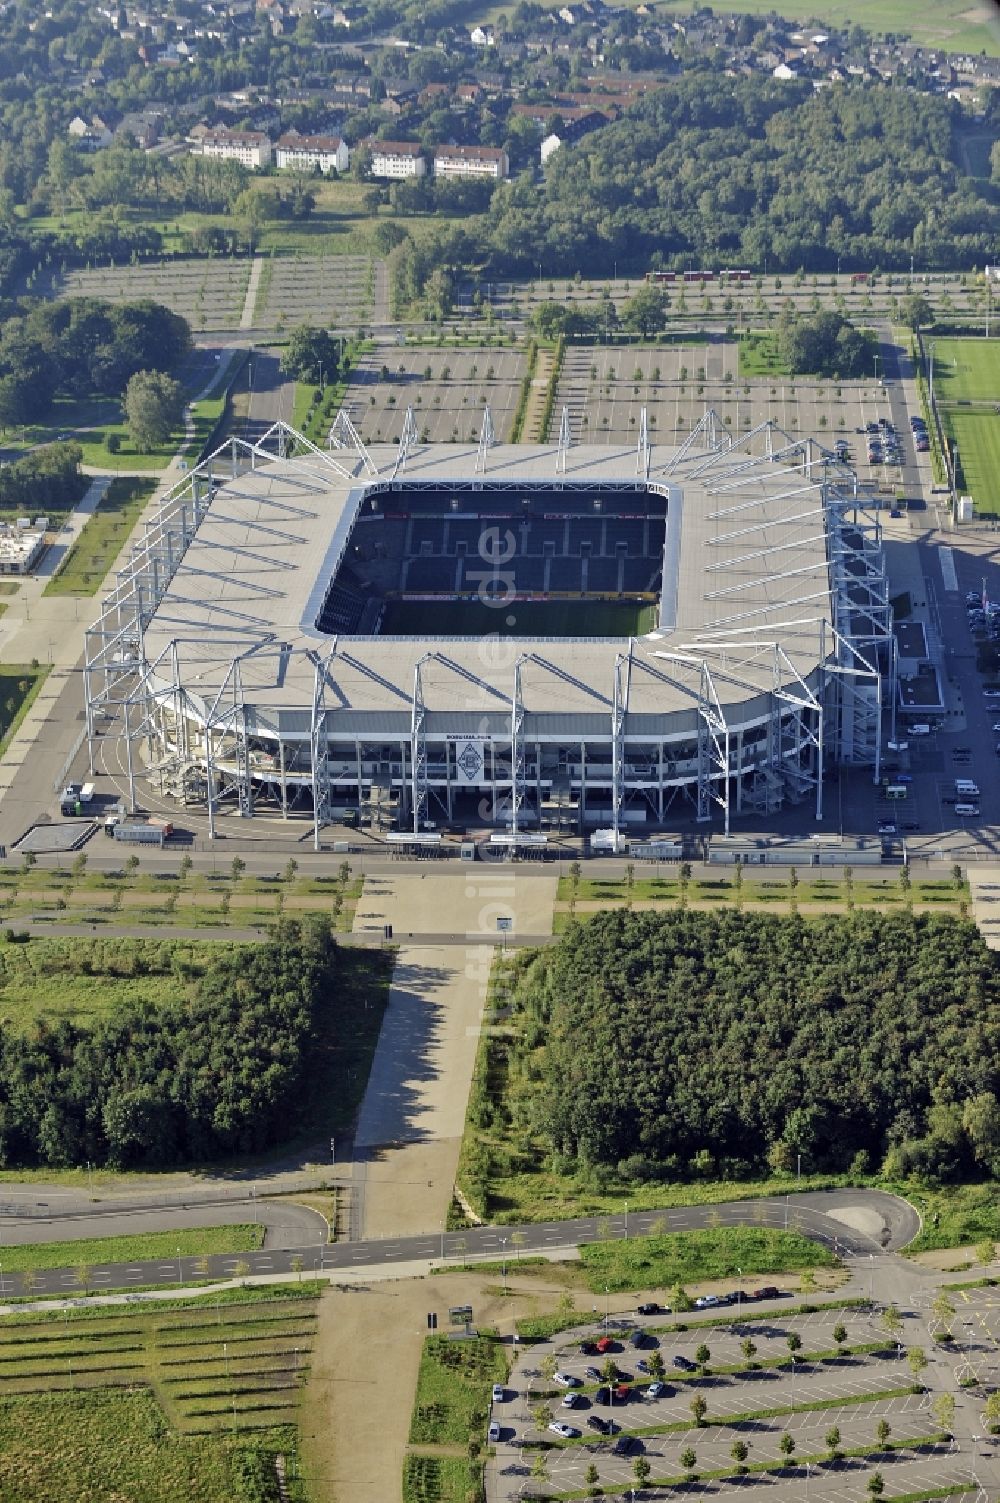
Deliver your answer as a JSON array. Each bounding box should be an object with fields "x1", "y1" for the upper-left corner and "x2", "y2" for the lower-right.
[{"x1": 84, "y1": 413, "x2": 892, "y2": 846}]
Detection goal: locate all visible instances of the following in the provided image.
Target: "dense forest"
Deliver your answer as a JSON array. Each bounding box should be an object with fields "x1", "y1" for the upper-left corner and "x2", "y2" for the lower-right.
[
  {"x1": 390, "y1": 74, "x2": 1000, "y2": 295},
  {"x1": 511, "y1": 912, "x2": 1000, "y2": 1185},
  {"x1": 0, "y1": 296, "x2": 190, "y2": 426},
  {"x1": 0, "y1": 440, "x2": 87, "y2": 512},
  {"x1": 0, "y1": 920, "x2": 341, "y2": 1169}
]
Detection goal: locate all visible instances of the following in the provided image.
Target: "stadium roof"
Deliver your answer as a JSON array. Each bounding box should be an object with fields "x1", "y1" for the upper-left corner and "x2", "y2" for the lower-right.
[{"x1": 141, "y1": 427, "x2": 845, "y2": 726}]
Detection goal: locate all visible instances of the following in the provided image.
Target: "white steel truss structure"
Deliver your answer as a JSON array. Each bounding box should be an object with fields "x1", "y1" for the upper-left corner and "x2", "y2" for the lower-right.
[{"x1": 86, "y1": 416, "x2": 893, "y2": 846}]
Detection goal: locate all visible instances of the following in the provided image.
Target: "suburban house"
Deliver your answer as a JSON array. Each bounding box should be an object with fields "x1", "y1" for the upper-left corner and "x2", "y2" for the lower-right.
[
  {"x1": 432, "y1": 144, "x2": 509, "y2": 179},
  {"x1": 67, "y1": 113, "x2": 116, "y2": 149},
  {"x1": 197, "y1": 126, "x2": 272, "y2": 168},
  {"x1": 275, "y1": 131, "x2": 349, "y2": 173},
  {"x1": 367, "y1": 139, "x2": 426, "y2": 178}
]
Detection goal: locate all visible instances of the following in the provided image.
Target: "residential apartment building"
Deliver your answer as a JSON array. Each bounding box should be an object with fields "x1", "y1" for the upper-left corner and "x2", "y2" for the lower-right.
[
  {"x1": 275, "y1": 132, "x2": 349, "y2": 173},
  {"x1": 432, "y1": 144, "x2": 509, "y2": 179},
  {"x1": 198, "y1": 127, "x2": 272, "y2": 168},
  {"x1": 366, "y1": 139, "x2": 426, "y2": 179}
]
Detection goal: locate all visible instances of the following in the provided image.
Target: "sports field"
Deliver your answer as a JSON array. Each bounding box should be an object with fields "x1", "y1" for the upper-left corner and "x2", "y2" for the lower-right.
[
  {"x1": 379, "y1": 598, "x2": 658, "y2": 637},
  {"x1": 930, "y1": 337, "x2": 1000, "y2": 403},
  {"x1": 931, "y1": 338, "x2": 1000, "y2": 514}
]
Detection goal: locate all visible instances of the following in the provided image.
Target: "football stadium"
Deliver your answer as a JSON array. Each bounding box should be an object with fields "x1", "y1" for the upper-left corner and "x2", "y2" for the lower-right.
[{"x1": 84, "y1": 411, "x2": 892, "y2": 847}]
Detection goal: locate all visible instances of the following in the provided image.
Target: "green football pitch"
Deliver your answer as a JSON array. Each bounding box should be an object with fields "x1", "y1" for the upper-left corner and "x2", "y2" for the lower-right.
[
  {"x1": 931, "y1": 338, "x2": 1000, "y2": 514},
  {"x1": 930, "y1": 338, "x2": 1000, "y2": 404},
  {"x1": 379, "y1": 598, "x2": 658, "y2": 637}
]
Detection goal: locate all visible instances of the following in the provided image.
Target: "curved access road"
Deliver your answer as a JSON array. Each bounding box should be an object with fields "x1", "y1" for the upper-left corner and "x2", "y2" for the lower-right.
[{"x1": 0, "y1": 1188, "x2": 919, "y2": 1301}]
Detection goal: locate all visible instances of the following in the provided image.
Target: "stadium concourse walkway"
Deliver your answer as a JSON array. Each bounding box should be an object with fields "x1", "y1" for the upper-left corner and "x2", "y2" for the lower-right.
[{"x1": 347, "y1": 871, "x2": 557, "y2": 1240}]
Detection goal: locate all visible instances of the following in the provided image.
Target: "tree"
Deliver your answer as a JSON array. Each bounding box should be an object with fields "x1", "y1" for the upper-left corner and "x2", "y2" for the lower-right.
[
  {"x1": 875, "y1": 1418, "x2": 891, "y2": 1449},
  {"x1": 907, "y1": 1346, "x2": 928, "y2": 1386},
  {"x1": 123, "y1": 369, "x2": 184, "y2": 452},
  {"x1": 730, "y1": 1440, "x2": 749, "y2": 1472},
  {"x1": 741, "y1": 1337, "x2": 757, "y2": 1367},
  {"x1": 280, "y1": 324, "x2": 340, "y2": 386},
  {"x1": 932, "y1": 1292, "x2": 955, "y2": 1332},
  {"x1": 620, "y1": 284, "x2": 668, "y2": 338},
  {"x1": 179, "y1": 854, "x2": 193, "y2": 885},
  {"x1": 679, "y1": 1447, "x2": 697, "y2": 1479},
  {"x1": 880, "y1": 1305, "x2": 903, "y2": 1340},
  {"x1": 695, "y1": 1343, "x2": 711, "y2": 1373},
  {"x1": 779, "y1": 1432, "x2": 795, "y2": 1459},
  {"x1": 932, "y1": 1392, "x2": 955, "y2": 1433},
  {"x1": 531, "y1": 1450, "x2": 548, "y2": 1486},
  {"x1": 585, "y1": 1461, "x2": 599, "y2": 1488},
  {"x1": 786, "y1": 1333, "x2": 802, "y2": 1357},
  {"x1": 832, "y1": 1322, "x2": 848, "y2": 1350},
  {"x1": 690, "y1": 1394, "x2": 707, "y2": 1426},
  {"x1": 230, "y1": 857, "x2": 246, "y2": 884},
  {"x1": 900, "y1": 293, "x2": 932, "y2": 330},
  {"x1": 533, "y1": 1402, "x2": 550, "y2": 1432},
  {"x1": 825, "y1": 1425, "x2": 841, "y2": 1461},
  {"x1": 284, "y1": 858, "x2": 299, "y2": 884},
  {"x1": 981, "y1": 1390, "x2": 1000, "y2": 1430},
  {"x1": 633, "y1": 1455, "x2": 651, "y2": 1487},
  {"x1": 868, "y1": 1472, "x2": 885, "y2": 1497}
]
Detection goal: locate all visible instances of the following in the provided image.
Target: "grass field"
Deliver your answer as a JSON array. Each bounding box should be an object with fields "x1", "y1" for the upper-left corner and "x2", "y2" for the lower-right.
[
  {"x1": 738, "y1": 330, "x2": 790, "y2": 377},
  {"x1": 928, "y1": 338, "x2": 1000, "y2": 403},
  {"x1": 43, "y1": 476, "x2": 157, "y2": 596},
  {"x1": 0, "y1": 665, "x2": 49, "y2": 759},
  {"x1": 0, "y1": 1225, "x2": 263, "y2": 1275},
  {"x1": 578, "y1": 1227, "x2": 837, "y2": 1294},
  {"x1": 404, "y1": 1454, "x2": 482, "y2": 1503},
  {"x1": 0, "y1": 1288, "x2": 318, "y2": 1501},
  {"x1": 409, "y1": 1335, "x2": 506, "y2": 1445},
  {"x1": 379, "y1": 598, "x2": 658, "y2": 638}
]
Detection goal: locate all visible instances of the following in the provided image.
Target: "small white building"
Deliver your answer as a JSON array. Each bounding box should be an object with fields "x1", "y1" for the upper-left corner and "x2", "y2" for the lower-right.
[
  {"x1": 198, "y1": 127, "x2": 272, "y2": 169},
  {"x1": 432, "y1": 144, "x2": 508, "y2": 180},
  {"x1": 275, "y1": 132, "x2": 349, "y2": 174},
  {"x1": 540, "y1": 132, "x2": 562, "y2": 163},
  {"x1": 367, "y1": 139, "x2": 426, "y2": 179},
  {"x1": 67, "y1": 114, "x2": 114, "y2": 150},
  {"x1": 0, "y1": 528, "x2": 46, "y2": 576}
]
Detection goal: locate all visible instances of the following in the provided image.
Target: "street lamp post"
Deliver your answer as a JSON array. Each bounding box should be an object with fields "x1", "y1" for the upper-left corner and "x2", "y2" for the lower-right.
[
  {"x1": 624, "y1": 1202, "x2": 628, "y2": 1241},
  {"x1": 605, "y1": 1284, "x2": 610, "y2": 1331},
  {"x1": 500, "y1": 1236, "x2": 508, "y2": 1297},
  {"x1": 736, "y1": 1266, "x2": 742, "y2": 1323},
  {"x1": 874, "y1": 353, "x2": 880, "y2": 385}
]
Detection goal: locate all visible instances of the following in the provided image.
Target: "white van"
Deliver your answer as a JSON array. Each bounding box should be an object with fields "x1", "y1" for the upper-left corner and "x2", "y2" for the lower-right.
[
  {"x1": 955, "y1": 804, "x2": 980, "y2": 817},
  {"x1": 955, "y1": 781, "x2": 980, "y2": 797},
  {"x1": 908, "y1": 723, "x2": 931, "y2": 736}
]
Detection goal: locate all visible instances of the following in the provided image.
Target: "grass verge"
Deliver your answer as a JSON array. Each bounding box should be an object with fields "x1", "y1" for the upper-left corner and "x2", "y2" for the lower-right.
[
  {"x1": 43, "y1": 476, "x2": 157, "y2": 595},
  {"x1": 0, "y1": 1225, "x2": 263, "y2": 1275},
  {"x1": 0, "y1": 664, "x2": 50, "y2": 759},
  {"x1": 578, "y1": 1227, "x2": 836, "y2": 1294}
]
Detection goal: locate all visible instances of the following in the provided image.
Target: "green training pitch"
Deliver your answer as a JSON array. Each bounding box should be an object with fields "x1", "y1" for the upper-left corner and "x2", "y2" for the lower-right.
[
  {"x1": 379, "y1": 598, "x2": 658, "y2": 637},
  {"x1": 944, "y1": 409, "x2": 1000, "y2": 515},
  {"x1": 930, "y1": 338, "x2": 1000, "y2": 405}
]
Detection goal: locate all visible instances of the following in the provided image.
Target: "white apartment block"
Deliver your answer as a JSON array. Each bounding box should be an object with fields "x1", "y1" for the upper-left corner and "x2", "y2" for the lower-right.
[
  {"x1": 432, "y1": 145, "x2": 509, "y2": 180},
  {"x1": 275, "y1": 132, "x2": 349, "y2": 174},
  {"x1": 198, "y1": 128, "x2": 272, "y2": 169},
  {"x1": 366, "y1": 139, "x2": 426, "y2": 179}
]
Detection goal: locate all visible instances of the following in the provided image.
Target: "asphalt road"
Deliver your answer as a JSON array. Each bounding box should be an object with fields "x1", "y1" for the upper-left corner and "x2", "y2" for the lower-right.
[{"x1": 0, "y1": 1189, "x2": 918, "y2": 1300}]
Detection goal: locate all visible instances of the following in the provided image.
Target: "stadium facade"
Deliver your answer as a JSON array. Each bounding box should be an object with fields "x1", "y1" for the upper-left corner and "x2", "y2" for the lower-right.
[{"x1": 84, "y1": 413, "x2": 893, "y2": 847}]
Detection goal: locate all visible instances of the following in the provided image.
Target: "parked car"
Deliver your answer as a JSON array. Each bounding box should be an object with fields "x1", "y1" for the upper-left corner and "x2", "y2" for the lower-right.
[
  {"x1": 553, "y1": 1373, "x2": 581, "y2": 1388},
  {"x1": 585, "y1": 1366, "x2": 602, "y2": 1381},
  {"x1": 562, "y1": 1393, "x2": 585, "y2": 1410},
  {"x1": 492, "y1": 1385, "x2": 505, "y2": 1403},
  {"x1": 694, "y1": 1295, "x2": 720, "y2": 1309},
  {"x1": 672, "y1": 1355, "x2": 696, "y2": 1370},
  {"x1": 752, "y1": 1286, "x2": 780, "y2": 1300},
  {"x1": 637, "y1": 1302, "x2": 662, "y2": 1316},
  {"x1": 613, "y1": 1435, "x2": 643, "y2": 1456},
  {"x1": 548, "y1": 1422, "x2": 580, "y2": 1439},
  {"x1": 488, "y1": 1421, "x2": 501, "y2": 1443},
  {"x1": 629, "y1": 1329, "x2": 650, "y2": 1349},
  {"x1": 595, "y1": 1337, "x2": 616, "y2": 1354},
  {"x1": 646, "y1": 1381, "x2": 670, "y2": 1399},
  {"x1": 587, "y1": 1416, "x2": 609, "y2": 1433}
]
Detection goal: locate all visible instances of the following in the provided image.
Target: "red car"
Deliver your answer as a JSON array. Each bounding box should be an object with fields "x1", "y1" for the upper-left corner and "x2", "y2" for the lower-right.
[
  {"x1": 614, "y1": 1385, "x2": 631, "y2": 1402},
  {"x1": 595, "y1": 1336, "x2": 615, "y2": 1354}
]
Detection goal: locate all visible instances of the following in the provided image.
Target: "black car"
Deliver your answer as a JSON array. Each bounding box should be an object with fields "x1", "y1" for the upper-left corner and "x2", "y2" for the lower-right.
[
  {"x1": 613, "y1": 1435, "x2": 643, "y2": 1456},
  {"x1": 636, "y1": 1303, "x2": 661, "y2": 1316},
  {"x1": 629, "y1": 1330, "x2": 650, "y2": 1349},
  {"x1": 587, "y1": 1415, "x2": 609, "y2": 1433},
  {"x1": 672, "y1": 1355, "x2": 696, "y2": 1371}
]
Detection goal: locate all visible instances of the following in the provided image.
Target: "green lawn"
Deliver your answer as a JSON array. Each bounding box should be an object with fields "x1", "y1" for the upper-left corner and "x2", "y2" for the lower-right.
[
  {"x1": 380, "y1": 598, "x2": 657, "y2": 637},
  {"x1": 0, "y1": 665, "x2": 49, "y2": 758},
  {"x1": 409, "y1": 1335, "x2": 506, "y2": 1445},
  {"x1": 0, "y1": 964, "x2": 186, "y2": 1031},
  {"x1": 43, "y1": 476, "x2": 157, "y2": 596},
  {"x1": 1, "y1": 1225, "x2": 263, "y2": 1276},
  {"x1": 737, "y1": 330, "x2": 790, "y2": 377},
  {"x1": 578, "y1": 1227, "x2": 836, "y2": 1294},
  {"x1": 404, "y1": 1455, "x2": 482, "y2": 1503}
]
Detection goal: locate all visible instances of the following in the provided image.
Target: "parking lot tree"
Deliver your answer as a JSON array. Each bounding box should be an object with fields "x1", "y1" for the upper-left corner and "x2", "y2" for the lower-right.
[
  {"x1": 531, "y1": 1451, "x2": 548, "y2": 1486},
  {"x1": 867, "y1": 1473, "x2": 885, "y2": 1498},
  {"x1": 730, "y1": 1440, "x2": 749, "y2": 1472},
  {"x1": 230, "y1": 856, "x2": 246, "y2": 884},
  {"x1": 833, "y1": 1323, "x2": 848, "y2": 1351},
  {"x1": 540, "y1": 1355, "x2": 557, "y2": 1385},
  {"x1": 533, "y1": 1403, "x2": 549, "y2": 1432},
  {"x1": 982, "y1": 1391, "x2": 1000, "y2": 1431},
  {"x1": 690, "y1": 1394, "x2": 708, "y2": 1427},
  {"x1": 679, "y1": 1447, "x2": 697, "y2": 1480},
  {"x1": 648, "y1": 1350, "x2": 665, "y2": 1379},
  {"x1": 900, "y1": 293, "x2": 932, "y2": 331},
  {"x1": 741, "y1": 1337, "x2": 758, "y2": 1368},
  {"x1": 179, "y1": 854, "x2": 193, "y2": 885},
  {"x1": 695, "y1": 1343, "x2": 711, "y2": 1373},
  {"x1": 932, "y1": 1392, "x2": 956, "y2": 1433},
  {"x1": 786, "y1": 1333, "x2": 802, "y2": 1357},
  {"x1": 779, "y1": 1432, "x2": 795, "y2": 1459},
  {"x1": 670, "y1": 1285, "x2": 693, "y2": 1312},
  {"x1": 825, "y1": 1426, "x2": 842, "y2": 1461},
  {"x1": 976, "y1": 1237, "x2": 997, "y2": 1265},
  {"x1": 123, "y1": 369, "x2": 184, "y2": 452},
  {"x1": 879, "y1": 1305, "x2": 903, "y2": 1340},
  {"x1": 933, "y1": 1292, "x2": 956, "y2": 1330},
  {"x1": 601, "y1": 1357, "x2": 619, "y2": 1383},
  {"x1": 620, "y1": 284, "x2": 668, "y2": 338},
  {"x1": 633, "y1": 1456, "x2": 652, "y2": 1487},
  {"x1": 875, "y1": 1418, "x2": 891, "y2": 1449},
  {"x1": 585, "y1": 1462, "x2": 599, "y2": 1489},
  {"x1": 907, "y1": 1346, "x2": 928, "y2": 1386}
]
